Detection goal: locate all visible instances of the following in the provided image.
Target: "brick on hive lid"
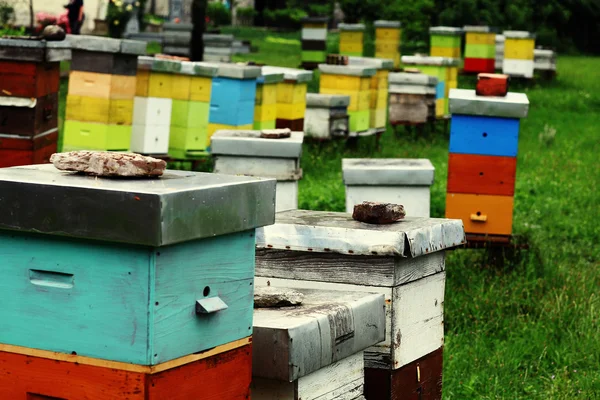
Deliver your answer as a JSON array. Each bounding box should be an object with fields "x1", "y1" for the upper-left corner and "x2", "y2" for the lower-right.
[{"x1": 476, "y1": 73, "x2": 510, "y2": 97}]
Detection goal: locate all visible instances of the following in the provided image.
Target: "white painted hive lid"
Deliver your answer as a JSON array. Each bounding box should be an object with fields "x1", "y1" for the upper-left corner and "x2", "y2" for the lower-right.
[
  {"x1": 256, "y1": 210, "x2": 466, "y2": 258},
  {"x1": 306, "y1": 93, "x2": 350, "y2": 108},
  {"x1": 339, "y1": 23, "x2": 366, "y2": 31},
  {"x1": 210, "y1": 130, "x2": 304, "y2": 158},
  {"x1": 463, "y1": 25, "x2": 491, "y2": 33},
  {"x1": 261, "y1": 66, "x2": 313, "y2": 83},
  {"x1": 203, "y1": 61, "x2": 262, "y2": 79},
  {"x1": 342, "y1": 158, "x2": 434, "y2": 186},
  {"x1": 136, "y1": 55, "x2": 182, "y2": 73},
  {"x1": 388, "y1": 72, "x2": 438, "y2": 86},
  {"x1": 318, "y1": 64, "x2": 376, "y2": 77},
  {"x1": 429, "y1": 26, "x2": 463, "y2": 35},
  {"x1": 401, "y1": 55, "x2": 460, "y2": 66},
  {"x1": 347, "y1": 56, "x2": 394, "y2": 70},
  {"x1": 449, "y1": 88, "x2": 529, "y2": 118},
  {"x1": 375, "y1": 20, "x2": 401, "y2": 28},
  {"x1": 503, "y1": 30, "x2": 536, "y2": 39}
]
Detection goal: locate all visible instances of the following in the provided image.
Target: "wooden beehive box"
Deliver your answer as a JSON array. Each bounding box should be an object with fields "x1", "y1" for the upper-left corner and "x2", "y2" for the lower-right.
[
  {"x1": 305, "y1": 93, "x2": 350, "y2": 139},
  {"x1": 429, "y1": 26, "x2": 463, "y2": 59},
  {"x1": 300, "y1": 17, "x2": 329, "y2": 69},
  {"x1": 254, "y1": 71, "x2": 284, "y2": 131},
  {"x1": 388, "y1": 72, "x2": 438, "y2": 124},
  {"x1": 374, "y1": 20, "x2": 402, "y2": 68},
  {"x1": 339, "y1": 23, "x2": 366, "y2": 57},
  {"x1": 463, "y1": 25, "x2": 496, "y2": 73},
  {"x1": 502, "y1": 30, "x2": 536, "y2": 79}
]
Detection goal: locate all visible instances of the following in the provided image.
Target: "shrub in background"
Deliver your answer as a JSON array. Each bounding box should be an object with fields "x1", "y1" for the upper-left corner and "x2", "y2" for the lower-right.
[{"x1": 207, "y1": 2, "x2": 231, "y2": 27}]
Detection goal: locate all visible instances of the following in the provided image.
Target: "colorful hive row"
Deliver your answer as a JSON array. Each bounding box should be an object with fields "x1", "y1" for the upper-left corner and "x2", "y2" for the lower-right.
[
  {"x1": 300, "y1": 17, "x2": 329, "y2": 69},
  {"x1": 253, "y1": 71, "x2": 284, "y2": 130},
  {"x1": 0, "y1": 165, "x2": 276, "y2": 398},
  {"x1": 339, "y1": 23, "x2": 365, "y2": 57},
  {"x1": 263, "y1": 66, "x2": 313, "y2": 132},
  {"x1": 374, "y1": 20, "x2": 402, "y2": 68},
  {"x1": 446, "y1": 87, "x2": 530, "y2": 236},
  {"x1": 463, "y1": 25, "x2": 496, "y2": 73},
  {"x1": 401, "y1": 55, "x2": 459, "y2": 117},
  {"x1": 388, "y1": 72, "x2": 438, "y2": 125},
  {"x1": 319, "y1": 64, "x2": 376, "y2": 134},
  {"x1": 347, "y1": 56, "x2": 394, "y2": 132},
  {"x1": 0, "y1": 38, "x2": 68, "y2": 167},
  {"x1": 429, "y1": 26, "x2": 463, "y2": 59},
  {"x1": 63, "y1": 35, "x2": 146, "y2": 152},
  {"x1": 502, "y1": 30, "x2": 536, "y2": 78}
]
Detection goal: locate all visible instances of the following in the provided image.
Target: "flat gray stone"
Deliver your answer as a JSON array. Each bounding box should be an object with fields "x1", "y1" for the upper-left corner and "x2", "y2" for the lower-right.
[
  {"x1": 254, "y1": 286, "x2": 304, "y2": 308},
  {"x1": 260, "y1": 128, "x2": 291, "y2": 139},
  {"x1": 50, "y1": 151, "x2": 167, "y2": 177}
]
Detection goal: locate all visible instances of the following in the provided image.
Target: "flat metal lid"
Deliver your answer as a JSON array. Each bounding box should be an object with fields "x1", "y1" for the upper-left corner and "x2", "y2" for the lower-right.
[
  {"x1": 343, "y1": 158, "x2": 435, "y2": 186},
  {"x1": 0, "y1": 38, "x2": 71, "y2": 61},
  {"x1": 449, "y1": 88, "x2": 529, "y2": 118},
  {"x1": 389, "y1": 84, "x2": 431, "y2": 95},
  {"x1": 204, "y1": 62, "x2": 262, "y2": 79},
  {"x1": 210, "y1": 130, "x2": 304, "y2": 158},
  {"x1": 180, "y1": 61, "x2": 219, "y2": 77},
  {"x1": 375, "y1": 20, "x2": 401, "y2": 28},
  {"x1": 401, "y1": 55, "x2": 460, "y2": 66},
  {"x1": 503, "y1": 30, "x2": 536, "y2": 39},
  {"x1": 66, "y1": 35, "x2": 146, "y2": 55},
  {"x1": 338, "y1": 23, "x2": 365, "y2": 31},
  {"x1": 261, "y1": 66, "x2": 313, "y2": 83},
  {"x1": 463, "y1": 25, "x2": 491, "y2": 33},
  {"x1": 389, "y1": 72, "x2": 438, "y2": 85},
  {"x1": 0, "y1": 164, "x2": 276, "y2": 246},
  {"x1": 253, "y1": 288, "x2": 385, "y2": 381},
  {"x1": 137, "y1": 56, "x2": 182, "y2": 73},
  {"x1": 301, "y1": 16, "x2": 329, "y2": 23},
  {"x1": 306, "y1": 93, "x2": 350, "y2": 108},
  {"x1": 257, "y1": 72, "x2": 285, "y2": 84},
  {"x1": 256, "y1": 210, "x2": 466, "y2": 258},
  {"x1": 318, "y1": 64, "x2": 376, "y2": 77},
  {"x1": 429, "y1": 26, "x2": 463, "y2": 35},
  {"x1": 347, "y1": 56, "x2": 394, "y2": 70}
]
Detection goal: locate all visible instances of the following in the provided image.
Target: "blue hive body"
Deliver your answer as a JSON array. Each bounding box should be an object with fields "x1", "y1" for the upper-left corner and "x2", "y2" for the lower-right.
[{"x1": 449, "y1": 114, "x2": 520, "y2": 157}]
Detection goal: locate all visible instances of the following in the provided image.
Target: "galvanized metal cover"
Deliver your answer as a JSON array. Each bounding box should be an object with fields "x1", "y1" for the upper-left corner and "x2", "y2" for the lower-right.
[
  {"x1": 66, "y1": 35, "x2": 146, "y2": 55},
  {"x1": 449, "y1": 88, "x2": 529, "y2": 118},
  {"x1": 0, "y1": 38, "x2": 71, "y2": 61},
  {"x1": 375, "y1": 20, "x2": 401, "y2": 28},
  {"x1": 210, "y1": 130, "x2": 304, "y2": 158},
  {"x1": 180, "y1": 61, "x2": 219, "y2": 77},
  {"x1": 463, "y1": 25, "x2": 491, "y2": 33},
  {"x1": 306, "y1": 93, "x2": 351, "y2": 108},
  {"x1": 401, "y1": 55, "x2": 460, "y2": 66},
  {"x1": 137, "y1": 55, "x2": 182, "y2": 73},
  {"x1": 253, "y1": 288, "x2": 385, "y2": 381},
  {"x1": 347, "y1": 56, "x2": 394, "y2": 70},
  {"x1": 256, "y1": 210, "x2": 466, "y2": 258},
  {"x1": 429, "y1": 26, "x2": 463, "y2": 35},
  {"x1": 318, "y1": 64, "x2": 376, "y2": 77},
  {"x1": 0, "y1": 164, "x2": 276, "y2": 246},
  {"x1": 503, "y1": 30, "x2": 536, "y2": 39},
  {"x1": 339, "y1": 23, "x2": 366, "y2": 31},
  {"x1": 261, "y1": 66, "x2": 313, "y2": 83},
  {"x1": 388, "y1": 72, "x2": 438, "y2": 86},
  {"x1": 343, "y1": 158, "x2": 435, "y2": 186},
  {"x1": 257, "y1": 72, "x2": 285, "y2": 84},
  {"x1": 204, "y1": 62, "x2": 261, "y2": 79}
]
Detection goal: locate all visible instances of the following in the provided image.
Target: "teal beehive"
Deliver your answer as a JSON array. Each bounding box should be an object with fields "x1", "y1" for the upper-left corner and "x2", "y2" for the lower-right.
[{"x1": 0, "y1": 164, "x2": 276, "y2": 365}]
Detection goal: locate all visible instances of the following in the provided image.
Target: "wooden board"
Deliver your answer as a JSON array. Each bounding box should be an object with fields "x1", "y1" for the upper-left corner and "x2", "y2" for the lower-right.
[
  {"x1": 446, "y1": 192, "x2": 514, "y2": 236},
  {"x1": 0, "y1": 93, "x2": 58, "y2": 136},
  {"x1": 364, "y1": 347, "x2": 443, "y2": 400},
  {"x1": 0, "y1": 342, "x2": 252, "y2": 400},
  {"x1": 447, "y1": 153, "x2": 517, "y2": 196},
  {"x1": 0, "y1": 61, "x2": 59, "y2": 98}
]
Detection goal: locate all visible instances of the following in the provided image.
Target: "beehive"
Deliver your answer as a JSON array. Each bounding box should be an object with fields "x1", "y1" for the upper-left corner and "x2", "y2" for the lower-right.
[
  {"x1": 388, "y1": 72, "x2": 438, "y2": 124},
  {"x1": 495, "y1": 34, "x2": 505, "y2": 70},
  {"x1": 339, "y1": 23, "x2": 365, "y2": 57},
  {"x1": 203, "y1": 33, "x2": 235, "y2": 62},
  {"x1": 534, "y1": 48, "x2": 557, "y2": 73},
  {"x1": 63, "y1": 35, "x2": 146, "y2": 152},
  {"x1": 0, "y1": 38, "x2": 69, "y2": 167},
  {"x1": 319, "y1": 64, "x2": 376, "y2": 135},
  {"x1": 253, "y1": 71, "x2": 284, "y2": 131},
  {"x1": 304, "y1": 93, "x2": 350, "y2": 139},
  {"x1": 0, "y1": 163, "x2": 276, "y2": 396},
  {"x1": 429, "y1": 26, "x2": 463, "y2": 59},
  {"x1": 374, "y1": 20, "x2": 402, "y2": 68},
  {"x1": 206, "y1": 62, "x2": 262, "y2": 149},
  {"x1": 300, "y1": 17, "x2": 329, "y2": 69},
  {"x1": 401, "y1": 55, "x2": 459, "y2": 117},
  {"x1": 502, "y1": 31, "x2": 536, "y2": 78},
  {"x1": 262, "y1": 66, "x2": 313, "y2": 132},
  {"x1": 347, "y1": 56, "x2": 394, "y2": 133},
  {"x1": 463, "y1": 25, "x2": 496, "y2": 73},
  {"x1": 251, "y1": 288, "x2": 385, "y2": 399},
  {"x1": 255, "y1": 210, "x2": 466, "y2": 399},
  {"x1": 446, "y1": 88, "x2": 529, "y2": 237},
  {"x1": 211, "y1": 130, "x2": 303, "y2": 212},
  {"x1": 343, "y1": 158, "x2": 435, "y2": 217}
]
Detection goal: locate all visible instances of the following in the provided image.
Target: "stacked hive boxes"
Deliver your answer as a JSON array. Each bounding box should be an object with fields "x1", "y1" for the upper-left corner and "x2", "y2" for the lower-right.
[
  {"x1": 374, "y1": 20, "x2": 402, "y2": 68},
  {"x1": 446, "y1": 87, "x2": 529, "y2": 238},
  {"x1": 534, "y1": 49, "x2": 557, "y2": 76},
  {"x1": 64, "y1": 36, "x2": 146, "y2": 152},
  {"x1": 300, "y1": 17, "x2": 329, "y2": 69},
  {"x1": 0, "y1": 164, "x2": 276, "y2": 398},
  {"x1": 255, "y1": 210, "x2": 466, "y2": 399},
  {"x1": 203, "y1": 34, "x2": 235, "y2": 62},
  {"x1": 401, "y1": 55, "x2": 459, "y2": 117},
  {"x1": 339, "y1": 23, "x2": 365, "y2": 57},
  {"x1": 463, "y1": 26, "x2": 496, "y2": 73},
  {"x1": 207, "y1": 63, "x2": 262, "y2": 148},
  {"x1": 162, "y1": 22, "x2": 192, "y2": 57},
  {"x1": 262, "y1": 66, "x2": 313, "y2": 131},
  {"x1": 251, "y1": 288, "x2": 386, "y2": 399},
  {"x1": 388, "y1": 72, "x2": 438, "y2": 125},
  {"x1": 253, "y1": 70, "x2": 284, "y2": 130},
  {"x1": 211, "y1": 130, "x2": 304, "y2": 212},
  {"x1": 347, "y1": 56, "x2": 394, "y2": 133},
  {"x1": 429, "y1": 26, "x2": 462, "y2": 59},
  {"x1": 495, "y1": 34, "x2": 505, "y2": 70},
  {"x1": 0, "y1": 39, "x2": 68, "y2": 167},
  {"x1": 319, "y1": 64, "x2": 376, "y2": 135},
  {"x1": 305, "y1": 93, "x2": 351, "y2": 139},
  {"x1": 503, "y1": 31, "x2": 536, "y2": 78}
]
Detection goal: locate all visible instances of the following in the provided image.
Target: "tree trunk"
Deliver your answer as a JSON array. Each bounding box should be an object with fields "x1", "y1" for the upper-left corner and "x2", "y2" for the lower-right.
[
  {"x1": 190, "y1": 0, "x2": 207, "y2": 61},
  {"x1": 29, "y1": 0, "x2": 34, "y2": 30}
]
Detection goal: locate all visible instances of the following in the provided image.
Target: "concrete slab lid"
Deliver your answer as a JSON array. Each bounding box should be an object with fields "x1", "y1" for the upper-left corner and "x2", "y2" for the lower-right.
[
  {"x1": 449, "y1": 88, "x2": 529, "y2": 118},
  {"x1": 347, "y1": 56, "x2": 394, "y2": 70},
  {"x1": 389, "y1": 72, "x2": 438, "y2": 85},
  {"x1": 429, "y1": 26, "x2": 463, "y2": 35},
  {"x1": 318, "y1": 64, "x2": 376, "y2": 77},
  {"x1": 252, "y1": 288, "x2": 385, "y2": 381},
  {"x1": 306, "y1": 93, "x2": 350, "y2": 108},
  {"x1": 136, "y1": 55, "x2": 182, "y2": 73},
  {"x1": 119, "y1": 39, "x2": 147, "y2": 55},
  {"x1": 401, "y1": 55, "x2": 460, "y2": 66},
  {"x1": 503, "y1": 30, "x2": 536, "y2": 39},
  {"x1": 463, "y1": 25, "x2": 491, "y2": 33},
  {"x1": 203, "y1": 62, "x2": 262, "y2": 79},
  {"x1": 256, "y1": 209, "x2": 466, "y2": 258},
  {"x1": 338, "y1": 23, "x2": 366, "y2": 31},
  {"x1": 0, "y1": 164, "x2": 276, "y2": 247},
  {"x1": 375, "y1": 20, "x2": 401, "y2": 28},
  {"x1": 210, "y1": 130, "x2": 304, "y2": 158},
  {"x1": 261, "y1": 66, "x2": 313, "y2": 83},
  {"x1": 180, "y1": 61, "x2": 219, "y2": 77},
  {"x1": 342, "y1": 158, "x2": 435, "y2": 186}
]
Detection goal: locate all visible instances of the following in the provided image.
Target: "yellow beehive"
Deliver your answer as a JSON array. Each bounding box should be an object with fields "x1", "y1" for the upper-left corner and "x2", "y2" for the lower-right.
[
  {"x1": 68, "y1": 71, "x2": 136, "y2": 100},
  {"x1": 504, "y1": 38, "x2": 535, "y2": 60},
  {"x1": 339, "y1": 23, "x2": 365, "y2": 56},
  {"x1": 66, "y1": 95, "x2": 133, "y2": 125},
  {"x1": 189, "y1": 76, "x2": 213, "y2": 102},
  {"x1": 276, "y1": 82, "x2": 307, "y2": 104}
]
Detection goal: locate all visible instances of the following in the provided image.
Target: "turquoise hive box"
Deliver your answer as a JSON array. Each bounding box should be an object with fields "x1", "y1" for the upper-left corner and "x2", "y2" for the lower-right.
[{"x1": 0, "y1": 164, "x2": 276, "y2": 365}]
